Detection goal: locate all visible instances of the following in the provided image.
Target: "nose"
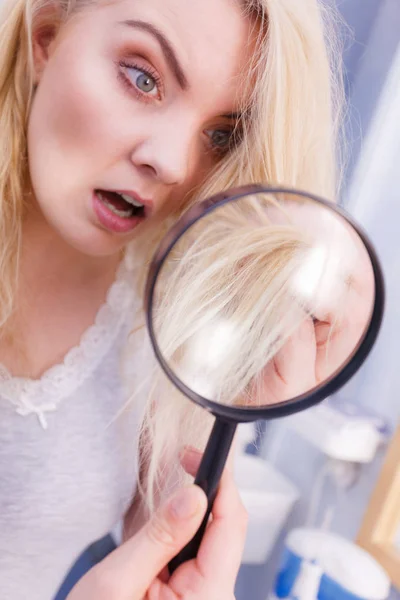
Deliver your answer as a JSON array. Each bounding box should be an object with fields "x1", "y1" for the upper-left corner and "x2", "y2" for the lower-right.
[{"x1": 130, "y1": 120, "x2": 195, "y2": 187}]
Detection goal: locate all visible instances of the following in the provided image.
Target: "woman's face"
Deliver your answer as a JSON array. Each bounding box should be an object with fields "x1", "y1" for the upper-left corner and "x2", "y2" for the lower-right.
[{"x1": 28, "y1": 0, "x2": 255, "y2": 256}]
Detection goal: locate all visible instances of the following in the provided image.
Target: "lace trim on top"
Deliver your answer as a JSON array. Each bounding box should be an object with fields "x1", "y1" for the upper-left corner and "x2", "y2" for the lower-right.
[{"x1": 0, "y1": 252, "x2": 140, "y2": 429}]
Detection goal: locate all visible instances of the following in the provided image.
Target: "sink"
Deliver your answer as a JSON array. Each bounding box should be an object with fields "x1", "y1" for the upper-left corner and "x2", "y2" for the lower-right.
[{"x1": 234, "y1": 454, "x2": 299, "y2": 565}]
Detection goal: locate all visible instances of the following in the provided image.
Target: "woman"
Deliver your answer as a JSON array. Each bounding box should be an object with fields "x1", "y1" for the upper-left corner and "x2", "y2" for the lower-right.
[{"x1": 0, "y1": 0, "x2": 344, "y2": 597}]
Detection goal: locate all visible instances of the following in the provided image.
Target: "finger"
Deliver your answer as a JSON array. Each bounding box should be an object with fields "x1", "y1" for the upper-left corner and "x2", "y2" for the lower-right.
[
  {"x1": 147, "y1": 577, "x2": 178, "y2": 600},
  {"x1": 273, "y1": 317, "x2": 317, "y2": 397},
  {"x1": 88, "y1": 485, "x2": 207, "y2": 599},
  {"x1": 180, "y1": 441, "x2": 236, "y2": 479},
  {"x1": 315, "y1": 277, "x2": 373, "y2": 382},
  {"x1": 180, "y1": 446, "x2": 202, "y2": 477},
  {"x1": 158, "y1": 566, "x2": 170, "y2": 584},
  {"x1": 254, "y1": 317, "x2": 317, "y2": 406}
]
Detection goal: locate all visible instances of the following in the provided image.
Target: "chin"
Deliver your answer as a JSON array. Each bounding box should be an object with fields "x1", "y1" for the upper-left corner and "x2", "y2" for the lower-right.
[
  {"x1": 44, "y1": 211, "x2": 129, "y2": 258},
  {"x1": 63, "y1": 225, "x2": 130, "y2": 258}
]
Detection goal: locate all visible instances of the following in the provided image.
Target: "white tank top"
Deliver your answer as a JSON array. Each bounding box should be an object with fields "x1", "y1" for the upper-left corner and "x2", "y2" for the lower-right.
[{"x1": 0, "y1": 254, "x2": 143, "y2": 600}]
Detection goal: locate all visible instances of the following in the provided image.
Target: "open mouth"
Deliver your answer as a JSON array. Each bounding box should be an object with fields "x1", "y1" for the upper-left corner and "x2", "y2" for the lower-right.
[
  {"x1": 92, "y1": 189, "x2": 151, "y2": 234},
  {"x1": 95, "y1": 189, "x2": 146, "y2": 219}
]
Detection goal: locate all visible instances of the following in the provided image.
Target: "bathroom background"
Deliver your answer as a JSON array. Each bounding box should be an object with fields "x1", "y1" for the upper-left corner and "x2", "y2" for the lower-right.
[{"x1": 235, "y1": 1, "x2": 400, "y2": 599}]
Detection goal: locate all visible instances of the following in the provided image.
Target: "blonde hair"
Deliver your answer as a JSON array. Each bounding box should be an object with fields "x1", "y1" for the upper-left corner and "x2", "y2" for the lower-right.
[
  {"x1": 151, "y1": 197, "x2": 316, "y2": 405},
  {"x1": 129, "y1": 192, "x2": 350, "y2": 515},
  {"x1": 129, "y1": 1, "x2": 346, "y2": 512},
  {"x1": 0, "y1": 0, "x2": 345, "y2": 512}
]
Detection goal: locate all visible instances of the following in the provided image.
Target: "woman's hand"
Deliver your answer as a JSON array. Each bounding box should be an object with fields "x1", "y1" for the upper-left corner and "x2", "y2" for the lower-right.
[
  {"x1": 253, "y1": 199, "x2": 376, "y2": 407},
  {"x1": 67, "y1": 448, "x2": 247, "y2": 600}
]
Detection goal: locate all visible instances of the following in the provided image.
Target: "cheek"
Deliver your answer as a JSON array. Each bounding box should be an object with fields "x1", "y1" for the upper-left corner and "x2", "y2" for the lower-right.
[{"x1": 27, "y1": 46, "x2": 126, "y2": 193}]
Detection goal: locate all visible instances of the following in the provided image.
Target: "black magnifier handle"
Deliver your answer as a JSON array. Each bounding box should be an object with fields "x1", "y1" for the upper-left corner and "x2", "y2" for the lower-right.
[{"x1": 168, "y1": 418, "x2": 238, "y2": 574}]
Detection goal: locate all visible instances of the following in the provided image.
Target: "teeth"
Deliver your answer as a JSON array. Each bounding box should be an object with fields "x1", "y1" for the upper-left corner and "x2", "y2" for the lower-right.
[
  {"x1": 120, "y1": 194, "x2": 144, "y2": 208},
  {"x1": 97, "y1": 192, "x2": 133, "y2": 218}
]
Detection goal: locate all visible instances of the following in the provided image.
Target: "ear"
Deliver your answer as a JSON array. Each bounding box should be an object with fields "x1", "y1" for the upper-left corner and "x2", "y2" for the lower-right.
[{"x1": 31, "y1": 6, "x2": 60, "y2": 83}]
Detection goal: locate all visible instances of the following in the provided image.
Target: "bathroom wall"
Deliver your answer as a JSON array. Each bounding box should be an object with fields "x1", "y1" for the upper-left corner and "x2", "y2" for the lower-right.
[
  {"x1": 235, "y1": 2, "x2": 400, "y2": 599},
  {"x1": 340, "y1": 0, "x2": 400, "y2": 184}
]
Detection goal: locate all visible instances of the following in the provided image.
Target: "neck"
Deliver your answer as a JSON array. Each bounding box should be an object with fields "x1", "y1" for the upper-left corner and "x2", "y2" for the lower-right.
[
  {"x1": 0, "y1": 203, "x2": 122, "y2": 377},
  {"x1": 20, "y1": 203, "x2": 120, "y2": 290}
]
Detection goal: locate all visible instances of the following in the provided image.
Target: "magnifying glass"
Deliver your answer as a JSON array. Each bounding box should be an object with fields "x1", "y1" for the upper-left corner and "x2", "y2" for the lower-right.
[{"x1": 144, "y1": 185, "x2": 384, "y2": 573}]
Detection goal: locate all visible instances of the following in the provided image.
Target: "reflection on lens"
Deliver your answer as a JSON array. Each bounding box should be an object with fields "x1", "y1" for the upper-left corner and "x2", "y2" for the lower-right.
[{"x1": 151, "y1": 191, "x2": 375, "y2": 409}]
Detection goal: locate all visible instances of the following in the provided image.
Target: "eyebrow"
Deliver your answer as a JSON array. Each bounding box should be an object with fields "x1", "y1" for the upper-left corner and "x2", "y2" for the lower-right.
[
  {"x1": 119, "y1": 19, "x2": 189, "y2": 91},
  {"x1": 221, "y1": 112, "x2": 242, "y2": 121}
]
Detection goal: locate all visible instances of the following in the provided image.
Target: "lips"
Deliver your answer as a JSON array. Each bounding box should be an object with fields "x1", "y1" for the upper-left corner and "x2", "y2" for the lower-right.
[{"x1": 92, "y1": 189, "x2": 152, "y2": 233}]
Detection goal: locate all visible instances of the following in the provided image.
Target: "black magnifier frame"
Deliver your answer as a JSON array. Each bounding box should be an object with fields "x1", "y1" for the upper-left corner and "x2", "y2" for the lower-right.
[
  {"x1": 145, "y1": 184, "x2": 385, "y2": 422},
  {"x1": 144, "y1": 184, "x2": 385, "y2": 573}
]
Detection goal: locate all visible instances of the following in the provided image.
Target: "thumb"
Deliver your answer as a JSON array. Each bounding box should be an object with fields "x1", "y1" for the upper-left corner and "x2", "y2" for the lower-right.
[{"x1": 70, "y1": 485, "x2": 207, "y2": 600}]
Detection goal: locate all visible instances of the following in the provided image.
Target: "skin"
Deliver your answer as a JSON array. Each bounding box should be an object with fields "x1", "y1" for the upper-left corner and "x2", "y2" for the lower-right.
[
  {"x1": 68, "y1": 448, "x2": 247, "y2": 600},
  {"x1": 0, "y1": 0, "x2": 254, "y2": 596},
  {"x1": 28, "y1": 0, "x2": 253, "y2": 257}
]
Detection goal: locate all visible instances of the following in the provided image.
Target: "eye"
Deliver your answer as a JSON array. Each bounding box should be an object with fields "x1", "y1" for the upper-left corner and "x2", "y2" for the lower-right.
[
  {"x1": 128, "y1": 67, "x2": 157, "y2": 95},
  {"x1": 120, "y1": 62, "x2": 161, "y2": 98},
  {"x1": 204, "y1": 127, "x2": 242, "y2": 156},
  {"x1": 135, "y1": 70, "x2": 157, "y2": 94},
  {"x1": 206, "y1": 129, "x2": 232, "y2": 150}
]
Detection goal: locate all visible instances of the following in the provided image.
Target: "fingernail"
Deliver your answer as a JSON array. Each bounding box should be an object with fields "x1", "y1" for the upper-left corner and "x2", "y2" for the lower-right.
[
  {"x1": 184, "y1": 445, "x2": 201, "y2": 454},
  {"x1": 169, "y1": 486, "x2": 201, "y2": 520},
  {"x1": 179, "y1": 446, "x2": 202, "y2": 459}
]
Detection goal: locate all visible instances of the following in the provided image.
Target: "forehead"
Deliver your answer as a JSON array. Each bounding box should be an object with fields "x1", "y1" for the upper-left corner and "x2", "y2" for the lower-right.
[{"x1": 106, "y1": 0, "x2": 257, "y2": 108}]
